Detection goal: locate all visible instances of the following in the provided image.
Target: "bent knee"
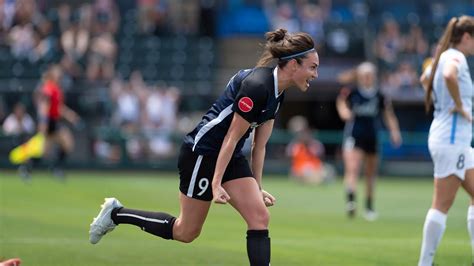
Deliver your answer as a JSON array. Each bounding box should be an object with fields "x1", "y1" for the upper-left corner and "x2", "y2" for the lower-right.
[
  {"x1": 248, "y1": 209, "x2": 270, "y2": 229},
  {"x1": 174, "y1": 228, "x2": 202, "y2": 243}
]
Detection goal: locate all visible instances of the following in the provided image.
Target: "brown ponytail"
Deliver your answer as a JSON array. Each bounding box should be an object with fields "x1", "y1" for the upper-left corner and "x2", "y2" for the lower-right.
[
  {"x1": 425, "y1": 15, "x2": 474, "y2": 112},
  {"x1": 256, "y1": 28, "x2": 315, "y2": 67}
]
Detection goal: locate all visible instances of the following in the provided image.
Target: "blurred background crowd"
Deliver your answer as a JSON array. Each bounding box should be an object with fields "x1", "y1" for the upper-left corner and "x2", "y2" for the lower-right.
[{"x1": 0, "y1": 0, "x2": 473, "y2": 174}]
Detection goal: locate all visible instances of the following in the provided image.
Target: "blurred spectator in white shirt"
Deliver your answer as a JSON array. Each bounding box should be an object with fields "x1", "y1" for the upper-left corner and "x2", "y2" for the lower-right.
[{"x1": 2, "y1": 102, "x2": 34, "y2": 136}]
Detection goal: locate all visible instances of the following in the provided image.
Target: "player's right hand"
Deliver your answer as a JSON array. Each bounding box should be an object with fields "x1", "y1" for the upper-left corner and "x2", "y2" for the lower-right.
[
  {"x1": 212, "y1": 185, "x2": 230, "y2": 204},
  {"x1": 450, "y1": 105, "x2": 472, "y2": 122}
]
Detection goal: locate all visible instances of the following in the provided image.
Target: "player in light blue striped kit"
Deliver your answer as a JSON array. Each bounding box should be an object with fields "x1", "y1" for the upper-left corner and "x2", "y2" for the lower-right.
[{"x1": 418, "y1": 15, "x2": 474, "y2": 266}]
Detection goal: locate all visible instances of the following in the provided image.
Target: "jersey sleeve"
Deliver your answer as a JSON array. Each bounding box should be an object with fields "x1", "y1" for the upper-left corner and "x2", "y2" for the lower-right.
[
  {"x1": 41, "y1": 82, "x2": 53, "y2": 99},
  {"x1": 232, "y1": 79, "x2": 267, "y2": 123},
  {"x1": 449, "y1": 54, "x2": 465, "y2": 72}
]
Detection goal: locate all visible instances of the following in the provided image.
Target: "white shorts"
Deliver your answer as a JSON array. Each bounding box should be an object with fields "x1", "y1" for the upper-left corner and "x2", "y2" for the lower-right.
[{"x1": 428, "y1": 143, "x2": 474, "y2": 180}]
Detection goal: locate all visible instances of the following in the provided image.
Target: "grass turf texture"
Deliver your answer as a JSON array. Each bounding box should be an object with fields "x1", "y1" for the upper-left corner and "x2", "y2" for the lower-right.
[{"x1": 1, "y1": 171, "x2": 472, "y2": 265}]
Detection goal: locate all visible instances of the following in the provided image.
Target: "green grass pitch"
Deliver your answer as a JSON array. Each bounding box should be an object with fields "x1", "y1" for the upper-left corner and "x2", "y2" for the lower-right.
[{"x1": 1, "y1": 171, "x2": 472, "y2": 265}]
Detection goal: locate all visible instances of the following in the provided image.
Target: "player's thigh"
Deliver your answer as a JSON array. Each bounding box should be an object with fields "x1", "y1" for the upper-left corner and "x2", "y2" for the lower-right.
[
  {"x1": 177, "y1": 192, "x2": 211, "y2": 231},
  {"x1": 462, "y1": 168, "x2": 474, "y2": 201},
  {"x1": 57, "y1": 127, "x2": 74, "y2": 152},
  {"x1": 342, "y1": 146, "x2": 363, "y2": 174},
  {"x1": 223, "y1": 177, "x2": 269, "y2": 229},
  {"x1": 432, "y1": 175, "x2": 462, "y2": 212}
]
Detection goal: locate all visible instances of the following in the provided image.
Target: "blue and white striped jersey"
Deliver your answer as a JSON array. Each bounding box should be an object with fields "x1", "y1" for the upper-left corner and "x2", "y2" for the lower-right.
[
  {"x1": 183, "y1": 67, "x2": 285, "y2": 156},
  {"x1": 429, "y1": 48, "x2": 472, "y2": 146}
]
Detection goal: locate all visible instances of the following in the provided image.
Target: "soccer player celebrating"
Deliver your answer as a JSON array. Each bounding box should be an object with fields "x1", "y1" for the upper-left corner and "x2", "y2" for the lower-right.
[
  {"x1": 418, "y1": 16, "x2": 474, "y2": 266},
  {"x1": 89, "y1": 28, "x2": 319, "y2": 266}
]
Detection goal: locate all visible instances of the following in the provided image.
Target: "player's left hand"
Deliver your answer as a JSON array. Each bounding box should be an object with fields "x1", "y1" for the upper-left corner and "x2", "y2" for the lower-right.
[
  {"x1": 261, "y1": 190, "x2": 276, "y2": 207},
  {"x1": 390, "y1": 131, "x2": 402, "y2": 148}
]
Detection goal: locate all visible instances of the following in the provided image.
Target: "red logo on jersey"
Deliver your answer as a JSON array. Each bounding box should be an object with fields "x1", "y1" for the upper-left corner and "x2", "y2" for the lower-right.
[{"x1": 238, "y1": 97, "x2": 254, "y2": 113}]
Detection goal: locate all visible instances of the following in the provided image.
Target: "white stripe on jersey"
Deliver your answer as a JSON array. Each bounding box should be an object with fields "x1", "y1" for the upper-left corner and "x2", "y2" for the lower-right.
[
  {"x1": 429, "y1": 48, "x2": 472, "y2": 146},
  {"x1": 187, "y1": 155, "x2": 203, "y2": 197},
  {"x1": 192, "y1": 104, "x2": 234, "y2": 151}
]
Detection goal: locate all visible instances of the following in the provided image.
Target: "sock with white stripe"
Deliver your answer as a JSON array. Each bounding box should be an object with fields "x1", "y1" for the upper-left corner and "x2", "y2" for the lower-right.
[
  {"x1": 467, "y1": 205, "x2": 474, "y2": 262},
  {"x1": 111, "y1": 207, "x2": 176, "y2": 240},
  {"x1": 418, "y1": 208, "x2": 447, "y2": 266}
]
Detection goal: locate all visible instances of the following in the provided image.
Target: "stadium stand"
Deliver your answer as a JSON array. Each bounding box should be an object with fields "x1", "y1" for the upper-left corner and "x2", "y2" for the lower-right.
[{"x1": 0, "y1": 0, "x2": 472, "y2": 175}]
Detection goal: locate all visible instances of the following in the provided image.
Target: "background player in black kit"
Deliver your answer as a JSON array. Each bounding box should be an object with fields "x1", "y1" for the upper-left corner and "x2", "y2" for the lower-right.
[
  {"x1": 89, "y1": 28, "x2": 319, "y2": 266},
  {"x1": 336, "y1": 62, "x2": 401, "y2": 221}
]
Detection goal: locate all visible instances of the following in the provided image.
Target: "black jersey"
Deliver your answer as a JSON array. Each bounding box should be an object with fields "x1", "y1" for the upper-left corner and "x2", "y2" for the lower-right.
[
  {"x1": 183, "y1": 67, "x2": 285, "y2": 156},
  {"x1": 344, "y1": 87, "x2": 387, "y2": 140}
]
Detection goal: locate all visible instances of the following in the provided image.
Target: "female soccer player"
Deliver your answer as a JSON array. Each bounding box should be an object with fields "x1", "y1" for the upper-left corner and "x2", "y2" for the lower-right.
[
  {"x1": 418, "y1": 16, "x2": 474, "y2": 266},
  {"x1": 336, "y1": 61, "x2": 401, "y2": 221},
  {"x1": 35, "y1": 64, "x2": 80, "y2": 178},
  {"x1": 89, "y1": 28, "x2": 319, "y2": 266}
]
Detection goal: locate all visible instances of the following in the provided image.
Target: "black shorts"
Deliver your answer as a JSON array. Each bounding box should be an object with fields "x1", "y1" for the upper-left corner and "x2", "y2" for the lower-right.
[
  {"x1": 47, "y1": 119, "x2": 59, "y2": 135},
  {"x1": 178, "y1": 144, "x2": 253, "y2": 201},
  {"x1": 344, "y1": 136, "x2": 378, "y2": 154}
]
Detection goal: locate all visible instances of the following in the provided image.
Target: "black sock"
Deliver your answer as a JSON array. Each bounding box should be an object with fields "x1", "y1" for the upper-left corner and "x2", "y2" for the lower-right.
[
  {"x1": 52, "y1": 149, "x2": 67, "y2": 169},
  {"x1": 247, "y1": 229, "x2": 271, "y2": 266},
  {"x1": 111, "y1": 207, "x2": 176, "y2": 240},
  {"x1": 366, "y1": 197, "x2": 373, "y2": 211},
  {"x1": 347, "y1": 190, "x2": 355, "y2": 203}
]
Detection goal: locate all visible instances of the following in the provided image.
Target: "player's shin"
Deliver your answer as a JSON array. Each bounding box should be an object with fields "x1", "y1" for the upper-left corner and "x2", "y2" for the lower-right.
[
  {"x1": 418, "y1": 209, "x2": 447, "y2": 266},
  {"x1": 467, "y1": 205, "x2": 474, "y2": 262},
  {"x1": 111, "y1": 207, "x2": 176, "y2": 239},
  {"x1": 246, "y1": 229, "x2": 271, "y2": 266}
]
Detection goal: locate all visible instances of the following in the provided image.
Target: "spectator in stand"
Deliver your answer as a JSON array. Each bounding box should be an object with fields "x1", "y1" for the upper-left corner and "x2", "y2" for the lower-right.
[
  {"x1": 264, "y1": 1, "x2": 300, "y2": 33},
  {"x1": 375, "y1": 18, "x2": 404, "y2": 71},
  {"x1": 86, "y1": 32, "x2": 117, "y2": 82},
  {"x1": 298, "y1": 3, "x2": 325, "y2": 51},
  {"x1": 60, "y1": 13, "x2": 89, "y2": 84},
  {"x1": 2, "y1": 102, "x2": 34, "y2": 136},
  {"x1": 8, "y1": 21, "x2": 36, "y2": 60},
  {"x1": 91, "y1": 0, "x2": 120, "y2": 35},
  {"x1": 403, "y1": 23, "x2": 429, "y2": 65},
  {"x1": 143, "y1": 86, "x2": 180, "y2": 159},
  {"x1": 137, "y1": 0, "x2": 170, "y2": 35},
  {"x1": 110, "y1": 75, "x2": 143, "y2": 160}
]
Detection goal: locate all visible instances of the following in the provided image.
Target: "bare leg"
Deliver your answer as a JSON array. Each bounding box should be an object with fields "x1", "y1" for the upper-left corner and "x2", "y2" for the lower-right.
[
  {"x1": 364, "y1": 153, "x2": 378, "y2": 220},
  {"x1": 342, "y1": 147, "x2": 363, "y2": 217},
  {"x1": 172, "y1": 193, "x2": 212, "y2": 243},
  {"x1": 462, "y1": 169, "x2": 474, "y2": 264},
  {"x1": 223, "y1": 177, "x2": 270, "y2": 266}
]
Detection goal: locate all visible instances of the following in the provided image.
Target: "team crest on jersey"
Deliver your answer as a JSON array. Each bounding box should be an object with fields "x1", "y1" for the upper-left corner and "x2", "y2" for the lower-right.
[{"x1": 238, "y1": 97, "x2": 253, "y2": 112}]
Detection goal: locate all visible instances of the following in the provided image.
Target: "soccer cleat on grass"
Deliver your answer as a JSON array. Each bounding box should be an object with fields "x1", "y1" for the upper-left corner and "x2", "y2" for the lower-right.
[
  {"x1": 363, "y1": 209, "x2": 378, "y2": 221},
  {"x1": 89, "y1": 197, "x2": 123, "y2": 244},
  {"x1": 346, "y1": 201, "x2": 356, "y2": 218},
  {"x1": 18, "y1": 164, "x2": 31, "y2": 182}
]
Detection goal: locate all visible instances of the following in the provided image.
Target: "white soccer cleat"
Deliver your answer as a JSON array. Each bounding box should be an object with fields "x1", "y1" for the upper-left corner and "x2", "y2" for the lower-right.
[
  {"x1": 89, "y1": 197, "x2": 123, "y2": 244},
  {"x1": 363, "y1": 210, "x2": 378, "y2": 222}
]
